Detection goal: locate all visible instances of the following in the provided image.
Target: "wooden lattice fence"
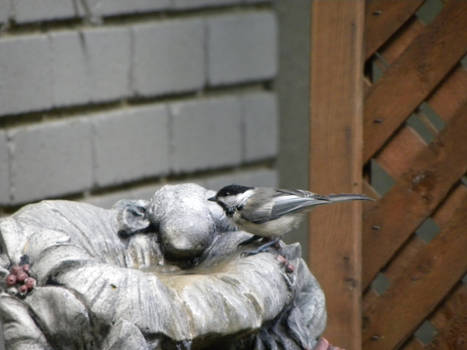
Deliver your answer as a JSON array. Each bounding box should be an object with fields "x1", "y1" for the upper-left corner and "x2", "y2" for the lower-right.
[
  {"x1": 362, "y1": 0, "x2": 467, "y2": 349},
  {"x1": 309, "y1": 1, "x2": 466, "y2": 349}
]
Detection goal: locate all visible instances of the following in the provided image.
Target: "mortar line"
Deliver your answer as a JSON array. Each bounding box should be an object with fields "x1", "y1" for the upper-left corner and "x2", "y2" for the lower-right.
[
  {"x1": 0, "y1": 81, "x2": 273, "y2": 129},
  {"x1": 0, "y1": 159, "x2": 276, "y2": 210},
  {"x1": 1, "y1": 3, "x2": 273, "y2": 37}
]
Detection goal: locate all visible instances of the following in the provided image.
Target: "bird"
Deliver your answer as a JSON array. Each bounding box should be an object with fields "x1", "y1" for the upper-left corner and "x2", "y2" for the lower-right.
[{"x1": 208, "y1": 184, "x2": 372, "y2": 255}]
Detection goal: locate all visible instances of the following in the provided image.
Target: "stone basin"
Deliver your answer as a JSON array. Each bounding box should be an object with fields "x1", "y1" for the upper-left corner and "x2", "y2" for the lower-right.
[{"x1": 0, "y1": 184, "x2": 326, "y2": 349}]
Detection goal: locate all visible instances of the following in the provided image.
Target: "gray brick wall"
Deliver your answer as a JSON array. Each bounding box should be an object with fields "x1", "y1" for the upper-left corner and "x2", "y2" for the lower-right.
[
  {"x1": 11, "y1": 0, "x2": 173, "y2": 23},
  {"x1": 12, "y1": 0, "x2": 77, "y2": 23},
  {"x1": 172, "y1": 0, "x2": 240, "y2": 10},
  {"x1": 82, "y1": 27, "x2": 132, "y2": 102},
  {"x1": 49, "y1": 30, "x2": 92, "y2": 106},
  {"x1": 0, "y1": 132, "x2": 8, "y2": 205},
  {"x1": 170, "y1": 96, "x2": 243, "y2": 172},
  {"x1": 92, "y1": 105, "x2": 170, "y2": 186},
  {"x1": 8, "y1": 118, "x2": 94, "y2": 204},
  {"x1": 132, "y1": 19, "x2": 205, "y2": 97},
  {"x1": 0, "y1": 0, "x2": 277, "y2": 215},
  {"x1": 0, "y1": 35, "x2": 52, "y2": 115},
  {"x1": 0, "y1": 0, "x2": 12, "y2": 25},
  {"x1": 207, "y1": 11, "x2": 277, "y2": 85},
  {"x1": 242, "y1": 92, "x2": 278, "y2": 162}
]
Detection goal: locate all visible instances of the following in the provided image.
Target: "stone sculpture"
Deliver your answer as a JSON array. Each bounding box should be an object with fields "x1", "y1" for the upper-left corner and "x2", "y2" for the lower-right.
[{"x1": 0, "y1": 183, "x2": 328, "y2": 349}]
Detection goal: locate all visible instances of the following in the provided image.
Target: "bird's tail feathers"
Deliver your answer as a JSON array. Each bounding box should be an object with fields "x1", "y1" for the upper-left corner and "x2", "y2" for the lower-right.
[{"x1": 269, "y1": 192, "x2": 372, "y2": 219}]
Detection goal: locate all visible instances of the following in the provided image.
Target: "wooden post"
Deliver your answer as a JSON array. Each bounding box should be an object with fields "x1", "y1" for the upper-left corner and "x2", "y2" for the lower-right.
[{"x1": 309, "y1": 1, "x2": 364, "y2": 350}]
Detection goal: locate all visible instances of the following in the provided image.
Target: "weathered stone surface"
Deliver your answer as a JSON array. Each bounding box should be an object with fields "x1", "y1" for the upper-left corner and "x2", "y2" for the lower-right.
[
  {"x1": 0, "y1": 293, "x2": 51, "y2": 349},
  {"x1": 25, "y1": 287, "x2": 94, "y2": 348},
  {"x1": 147, "y1": 183, "x2": 229, "y2": 258},
  {"x1": 0, "y1": 184, "x2": 326, "y2": 349}
]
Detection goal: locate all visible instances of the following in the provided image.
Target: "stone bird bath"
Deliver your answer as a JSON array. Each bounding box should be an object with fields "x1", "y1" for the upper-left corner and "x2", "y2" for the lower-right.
[{"x1": 0, "y1": 184, "x2": 327, "y2": 349}]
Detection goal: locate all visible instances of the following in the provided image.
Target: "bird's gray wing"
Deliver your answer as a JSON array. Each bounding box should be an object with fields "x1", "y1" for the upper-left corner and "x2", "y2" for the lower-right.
[
  {"x1": 271, "y1": 190, "x2": 372, "y2": 219},
  {"x1": 269, "y1": 191, "x2": 330, "y2": 220},
  {"x1": 243, "y1": 188, "x2": 372, "y2": 224},
  {"x1": 241, "y1": 189, "x2": 329, "y2": 224},
  {"x1": 239, "y1": 188, "x2": 276, "y2": 224}
]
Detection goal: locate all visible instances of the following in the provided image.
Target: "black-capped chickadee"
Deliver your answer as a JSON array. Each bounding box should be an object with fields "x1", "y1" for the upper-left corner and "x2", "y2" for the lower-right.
[{"x1": 208, "y1": 184, "x2": 372, "y2": 255}]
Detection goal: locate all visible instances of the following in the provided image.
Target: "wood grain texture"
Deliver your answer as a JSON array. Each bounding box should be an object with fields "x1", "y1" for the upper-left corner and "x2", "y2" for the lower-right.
[
  {"x1": 429, "y1": 67, "x2": 467, "y2": 121},
  {"x1": 370, "y1": 17, "x2": 425, "y2": 84},
  {"x1": 362, "y1": 102, "x2": 467, "y2": 288},
  {"x1": 365, "y1": 0, "x2": 424, "y2": 59},
  {"x1": 425, "y1": 284, "x2": 467, "y2": 350},
  {"x1": 402, "y1": 338, "x2": 424, "y2": 350},
  {"x1": 403, "y1": 284, "x2": 467, "y2": 350},
  {"x1": 364, "y1": 185, "x2": 467, "y2": 300},
  {"x1": 362, "y1": 191, "x2": 467, "y2": 350},
  {"x1": 363, "y1": 184, "x2": 467, "y2": 302},
  {"x1": 363, "y1": 64, "x2": 466, "y2": 271},
  {"x1": 376, "y1": 17, "x2": 424, "y2": 65},
  {"x1": 377, "y1": 126, "x2": 426, "y2": 179},
  {"x1": 364, "y1": 1, "x2": 467, "y2": 162},
  {"x1": 309, "y1": 1, "x2": 364, "y2": 349},
  {"x1": 376, "y1": 67, "x2": 467, "y2": 179}
]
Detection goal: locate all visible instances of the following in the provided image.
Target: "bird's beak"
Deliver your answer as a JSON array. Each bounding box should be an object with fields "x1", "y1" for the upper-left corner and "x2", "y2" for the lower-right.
[{"x1": 208, "y1": 196, "x2": 217, "y2": 202}]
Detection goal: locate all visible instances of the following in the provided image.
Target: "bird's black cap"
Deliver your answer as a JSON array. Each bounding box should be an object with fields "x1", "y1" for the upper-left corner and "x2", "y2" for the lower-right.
[{"x1": 216, "y1": 184, "x2": 253, "y2": 197}]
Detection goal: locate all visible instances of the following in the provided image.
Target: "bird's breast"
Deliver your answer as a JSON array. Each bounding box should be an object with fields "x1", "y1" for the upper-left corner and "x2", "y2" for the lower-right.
[{"x1": 234, "y1": 213, "x2": 302, "y2": 238}]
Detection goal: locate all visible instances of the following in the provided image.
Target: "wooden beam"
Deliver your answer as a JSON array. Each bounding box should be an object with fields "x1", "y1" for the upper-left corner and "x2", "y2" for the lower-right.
[{"x1": 309, "y1": 1, "x2": 365, "y2": 349}]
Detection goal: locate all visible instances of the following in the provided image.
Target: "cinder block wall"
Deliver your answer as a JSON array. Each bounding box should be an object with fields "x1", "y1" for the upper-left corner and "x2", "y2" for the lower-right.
[{"x1": 0, "y1": 0, "x2": 278, "y2": 215}]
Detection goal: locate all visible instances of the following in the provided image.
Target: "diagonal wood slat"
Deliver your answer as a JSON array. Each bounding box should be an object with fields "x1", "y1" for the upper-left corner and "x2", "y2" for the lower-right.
[
  {"x1": 422, "y1": 284, "x2": 467, "y2": 350},
  {"x1": 376, "y1": 67, "x2": 467, "y2": 179},
  {"x1": 364, "y1": 186, "x2": 467, "y2": 350},
  {"x1": 361, "y1": 1, "x2": 467, "y2": 349},
  {"x1": 362, "y1": 191, "x2": 467, "y2": 350},
  {"x1": 368, "y1": 17, "x2": 425, "y2": 96},
  {"x1": 376, "y1": 126, "x2": 425, "y2": 179},
  {"x1": 363, "y1": 69, "x2": 467, "y2": 287},
  {"x1": 403, "y1": 284, "x2": 467, "y2": 350},
  {"x1": 368, "y1": 185, "x2": 467, "y2": 293},
  {"x1": 363, "y1": 102, "x2": 467, "y2": 288},
  {"x1": 364, "y1": 0, "x2": 467, "y2": 162},
  {"x1": 429, "y1": 66, "x2": 467, "y2": 120},
  {"x1": 402, "y1": 336, "x2": 425, "y2": 350},
  {"x1": 375, "y1": 17, "x2": 424, "y2": 66},
  {"x1": 363, "y1": 184, "x2": 467, "y2": 309},
  {"x1": 365, "y1": 0, "x2": 424, "y2": 59}
]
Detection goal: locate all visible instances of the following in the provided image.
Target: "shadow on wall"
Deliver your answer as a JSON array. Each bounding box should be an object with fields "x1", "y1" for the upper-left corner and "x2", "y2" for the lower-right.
[{"x1": 276, "y1": 0, "x2": 311, "y2": 260}]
